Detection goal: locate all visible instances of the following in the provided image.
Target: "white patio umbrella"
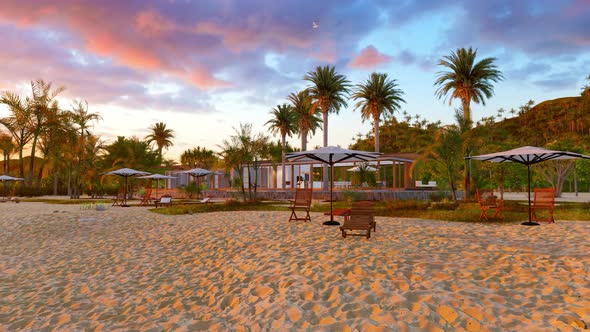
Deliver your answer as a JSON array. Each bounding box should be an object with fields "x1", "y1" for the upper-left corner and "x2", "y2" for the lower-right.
[
  {"x1": 286, "y1": 146, "x2": 382, "y2": 226},
  {"x1": 466, "y1": 146, "x2": 590, "y2": 225},
  {"x1": 102, "y1": 168, "x2": 151, "y2": 206},
  {"x1": 137, "y1": 174, "x2": 177, "y2": 198},
  {"x1": 347, "y1": 165, "x2": 377, "y2": 172},
  {"x1": 0, "y1": 175, "x2": 25, "y2": 181},
  {"x1": 182, "y1": 167, "x2": 212, "y2": 177}
]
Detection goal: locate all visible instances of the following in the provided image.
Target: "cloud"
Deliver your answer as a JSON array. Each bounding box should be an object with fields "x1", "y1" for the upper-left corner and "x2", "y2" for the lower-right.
[{"x1": 348, "y1": 45, "x2": 392, "y2": 69}]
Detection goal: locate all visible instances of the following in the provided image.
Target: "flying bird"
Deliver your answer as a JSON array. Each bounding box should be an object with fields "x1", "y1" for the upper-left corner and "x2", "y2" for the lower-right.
[{"x1": 312, "y1": 20, "x2": 319, "y2": 29}]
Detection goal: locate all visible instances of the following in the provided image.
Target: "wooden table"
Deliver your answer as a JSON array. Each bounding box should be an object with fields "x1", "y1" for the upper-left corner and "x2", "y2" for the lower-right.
[{"x1": 324, "y1": 208, "x2": 351, "y2": 221}]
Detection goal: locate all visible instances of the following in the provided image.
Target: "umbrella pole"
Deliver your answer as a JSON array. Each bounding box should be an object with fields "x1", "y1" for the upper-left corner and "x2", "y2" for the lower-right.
[
  {"x1": 323, "y1": 162, "x2": 340, "y2": 226},
  {"x1": 522, "y1": 164, "x2": 539, "y2": 226}
]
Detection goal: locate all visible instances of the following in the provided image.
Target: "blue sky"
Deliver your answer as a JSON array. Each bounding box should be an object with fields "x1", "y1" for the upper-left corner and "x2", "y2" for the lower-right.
[{"x1": 0, "y1": 0, "x2": 588, "y2": 160}]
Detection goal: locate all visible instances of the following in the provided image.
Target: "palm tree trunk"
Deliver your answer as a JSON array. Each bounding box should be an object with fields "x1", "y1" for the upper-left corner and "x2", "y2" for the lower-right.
[
  {"x1": 301, "y1": 129, "x2": 308, "y2": 151},
  {"x1": 281, "y1": 134, "x2": 286, "y2": 190},
  {"x1": 28, "y1": 136, "x2": 38, "y2": 186},
  {"x1": 374, "y1": 116, "x2": 381, "y2": 184},
  {"x1": 322, "y1": 110, "x2": 328, "y2": 191}
]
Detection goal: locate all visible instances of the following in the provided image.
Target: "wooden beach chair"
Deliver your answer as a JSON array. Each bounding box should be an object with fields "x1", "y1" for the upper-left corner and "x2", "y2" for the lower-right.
[
  {"x1": 139, "y1": 188, "x2": 153, "y2": 206},
  {"x1": 155, "y1": 195, "x2": 172, "y2": 208},
  {"x1": 288, "y1": 187, "x2": 312, "y2": 222},
  {"x1": 340, "y1": 201, "x2": 376, "y2": 239},
  {"x1": 476, "y1": 189, "x2": 504, "y2": 221},
  {"x1": 112, "y1": 190, "x2": 126, "y2": 206},
  {"x1": 531, "y1": 188, "x2": 555, "y2": 223}
]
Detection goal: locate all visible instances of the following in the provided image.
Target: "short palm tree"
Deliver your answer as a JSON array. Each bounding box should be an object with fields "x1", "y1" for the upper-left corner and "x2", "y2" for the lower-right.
[
  {"x1": 265, "y1": 104, "x2": 297, "y2": 189},
  {"x1": 434, "y1": 47, "x2": 503, "y2": 126},
  {"x1": 287, "y1": 90, "x2": 322, "y2": 151},
  {"x1": 145, "y1": 122, "x2": 175, "y2": 159},
  {"x1": 352, "y1": 72, "x2": 405, "y2": 152}
]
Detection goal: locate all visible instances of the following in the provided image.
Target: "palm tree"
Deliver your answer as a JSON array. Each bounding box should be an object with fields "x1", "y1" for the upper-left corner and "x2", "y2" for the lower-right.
[
  {"x1": 304, "y1": 65, "x2": 351, "y2": 147},
  {"x1": 0, "y1": 91, "x2": 33, "y2": 180},
  {"x1": 0, "y1": 133, "x2": 14, "y2": 174},
  {"x1": 435, "y1": 47, "x2": 503, "y2": 198},
  {"x1": 434, "y1": 47, "x2": 503, "y2": 126},
  {"x1": 68, "y1": 100, "x2": 102, "y2": 195},
  {"x1": 265, "y1": 104, "x2": 296, "y2": 189},
  {"x1": 304, "y1": 65, "x2": 350, "y2": 189},
  {"x1": 145, "y1": 122, "x2": 175, "y2": 159},
  {"x1": 351, "y1": 72, "x2": 406, "y2": 153},
  {"x1": 287, "y1": 90, "x2": 322, "y2": 151},
  {"x1": 29, "y1": 79, "x2": 66, "y2": 185}
]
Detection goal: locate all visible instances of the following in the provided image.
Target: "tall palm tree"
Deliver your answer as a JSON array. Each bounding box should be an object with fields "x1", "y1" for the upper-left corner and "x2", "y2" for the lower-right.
[
  {"x1": 304, "y1": 65, "x2": 350, "y2": 189},
  {"x1": 29, "y1": 79, "x2": 66, "y2": 185},
  {"x1": 145, "y1": 122, "x2": 175, "y2": 159},
  {"x1": 434, "y1": 47, "x2": 503, "y2": 126},
  {"x1": 351, "y1": 72, "x2": 406, "y2": 153},
  {"x1": 70, "y1": 100, "x2": 102, "y2": 141},
  {"x1": 287, "y1": 90, "x2": 322, "y2": 151},
  {"x1": 68, "y1": 100, "x2": 102, "y2": 195},
  {"x1": 265, "y1": 104, "x2": 296, "y2": 189},
  {"x1": 304, "y1": 65, "x2": 351, "y2": 147},
  {"x1": 434, "y1": 47, "x2": 503, "y2": 198}
]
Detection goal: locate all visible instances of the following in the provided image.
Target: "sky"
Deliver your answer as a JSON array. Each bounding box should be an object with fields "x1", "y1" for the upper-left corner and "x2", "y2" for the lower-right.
[{"x1": 0, "y1": 0, "x2": 589, "y2": 161}]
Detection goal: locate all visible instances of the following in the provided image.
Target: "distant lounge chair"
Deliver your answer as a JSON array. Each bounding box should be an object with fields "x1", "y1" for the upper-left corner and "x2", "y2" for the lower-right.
[
  {"x1": 340, "y1": 201, "x2": 376, "y2": 239},
  {"x1": 288, "y1": 187, "x2": 312, "y2": 222},
  {"x1": 197, "y1": 197, "x2": 211, "y2": 204},
  {"x1": 155, "y1": 195, "x2": 172, "y2": 208},
  {"x1": 139, "y1": 188, "x2": 153, "y2": 206},
  {"x1": 531, "y1": 188, "x2": 555, "y2": 223},
  {"x1": 476, "y1": 189, "x2": 504, "y2": 221}
]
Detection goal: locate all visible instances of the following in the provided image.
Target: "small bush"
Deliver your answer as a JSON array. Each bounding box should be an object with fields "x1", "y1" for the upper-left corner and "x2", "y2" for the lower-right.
[
  {"x1": 429, "y1": 191, "x2": 451, "y2": 202},
  {"x1": 341, "y1": 190, "x2": 366, "y2": 203},
  {"x1": 430, "y1": 201, "x2": 460, "y2": 210}
]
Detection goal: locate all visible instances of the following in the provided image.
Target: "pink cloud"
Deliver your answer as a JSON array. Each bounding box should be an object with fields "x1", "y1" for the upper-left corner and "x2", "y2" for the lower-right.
[{"x1": 348, "y1": 45, "x2": 392, "y2": 69}]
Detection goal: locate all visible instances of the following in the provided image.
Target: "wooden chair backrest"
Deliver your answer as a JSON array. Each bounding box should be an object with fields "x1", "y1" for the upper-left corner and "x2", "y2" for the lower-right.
[
  {"x1": 143, "y1": 188, "x2": 152, "y2": 197},
  {"x1": 349, "y1": 201, "x2": 375, "y2": 224},
  {"x1": 534, "y1": 188, "x2": 554, "y2": 207},
  {"x1": 476, "y1": 189, "x2": 496, "y2": 205},
  {"x1": 293, "y1": 188, "x2": 312, "y2": 207}
]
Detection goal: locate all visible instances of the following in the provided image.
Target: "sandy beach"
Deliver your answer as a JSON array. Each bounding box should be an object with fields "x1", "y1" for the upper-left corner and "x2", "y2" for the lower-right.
[{"x1": 0, "y1": 202, "x2": 588, "y2": 331}]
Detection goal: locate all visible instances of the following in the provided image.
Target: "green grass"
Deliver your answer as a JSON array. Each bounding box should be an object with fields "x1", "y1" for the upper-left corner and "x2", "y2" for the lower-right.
[
  {"x1": 21, "y1": 197, "x2": 590, "y2": 222},
  {"x1": 149, "y1": 199, "x2": 590, "y2": 222}
]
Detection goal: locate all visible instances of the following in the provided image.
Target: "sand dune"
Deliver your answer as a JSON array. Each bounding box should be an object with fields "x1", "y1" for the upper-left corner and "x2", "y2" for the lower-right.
[{"x1": 0, "y1": 202, "x2": 588, "y2": 330}]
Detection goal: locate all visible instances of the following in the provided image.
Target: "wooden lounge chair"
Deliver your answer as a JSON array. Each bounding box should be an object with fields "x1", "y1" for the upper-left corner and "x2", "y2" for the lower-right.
[
  {"x1": 340, "y1": 201, "x2": 376, "y2": 239},
  {"x1": 288, "y1": 187, "x2": 312, "y2": 222},
  {"x1": 531, "y1": 187, "x2": 555, "y2": 223},
  {"x1": 139, "y1": 188, "x2": 153, "y2": 206},
  {"x1": 155, "y1": 195, "x2": 172, "y2": 208},
  {"x1": 475, "y1": 189, "x2": 504, "y2": 221}
]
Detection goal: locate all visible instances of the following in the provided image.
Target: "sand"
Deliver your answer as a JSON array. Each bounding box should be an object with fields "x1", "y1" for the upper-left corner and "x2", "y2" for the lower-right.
[{"x1": 0, "y1": 202, "x2": 588, "y2": 331}]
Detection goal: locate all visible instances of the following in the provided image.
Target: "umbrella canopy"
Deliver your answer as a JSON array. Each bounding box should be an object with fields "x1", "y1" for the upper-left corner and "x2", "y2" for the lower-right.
[
  {"x1": 286, "y1": 146, "x2": 382, "y2": 226},
  {"x1": 102, "y1": 168, "x2": 151, "y2": 177},
  {"x1": 467, "y1": 146, "x2": 590, "y2": 225},
  {"x1": 0, "y1": 175, "x2": 25, "y2": 181},
  {"x1": 347, "y1": 165, "x2": 377, "y2": 172},
  {"x1": 102, "y1": 168, "x2": 151, "y2": 206},
  {"x1": 181, "y1": 167, "x2": 212, "y2": 177},
  {"x1": 137, "y1": 174, "x2": 177, "y2": 198}
]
